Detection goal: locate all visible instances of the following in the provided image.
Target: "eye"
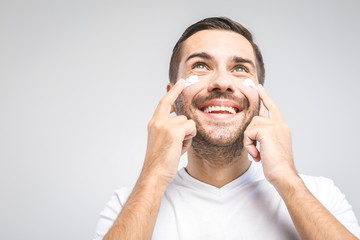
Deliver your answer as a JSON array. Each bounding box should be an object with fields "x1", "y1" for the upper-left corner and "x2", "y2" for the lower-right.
[
  {"x1": 192, "y1": 62, "x2": 208, "y2": 70},
  {"x1": 233, "y1": 65, "x2": 248, "y2": 73}
]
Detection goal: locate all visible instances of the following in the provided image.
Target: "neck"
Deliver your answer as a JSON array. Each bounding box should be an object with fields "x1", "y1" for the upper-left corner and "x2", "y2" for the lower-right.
[{"x1": 186, "y1": 147, "x2": 251, "y2": 188}]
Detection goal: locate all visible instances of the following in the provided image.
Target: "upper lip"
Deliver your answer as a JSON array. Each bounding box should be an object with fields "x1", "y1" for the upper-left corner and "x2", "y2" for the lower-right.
[{"x1": 198, "y1": 99, "x2": 242, "y2": 113}]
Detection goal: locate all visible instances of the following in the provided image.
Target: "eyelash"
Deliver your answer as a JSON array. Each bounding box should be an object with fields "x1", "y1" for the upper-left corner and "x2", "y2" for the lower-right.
[
  {"x1": 191, "y1": 62, "x2": 249, "y2": 73},
  {"x1": 192, "y1": 62, "x2": 209, "y2": 70},
  {"x1": 233, "y1": 65, "x2": 249, "y2": 73}
]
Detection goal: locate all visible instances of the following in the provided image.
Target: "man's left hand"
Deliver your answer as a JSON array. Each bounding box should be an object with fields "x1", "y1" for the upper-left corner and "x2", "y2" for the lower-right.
[{"x1": 244, "y1": 85, "x2": 299, "y2": 188}]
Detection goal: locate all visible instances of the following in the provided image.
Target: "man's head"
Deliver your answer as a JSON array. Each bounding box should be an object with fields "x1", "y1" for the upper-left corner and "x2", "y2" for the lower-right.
[
  {"x1": 169, "y1": 17, "x2": 265, "y2": 85},
  {"x1": 169, "y1": 17, "x2": 265, "y2": 164}
]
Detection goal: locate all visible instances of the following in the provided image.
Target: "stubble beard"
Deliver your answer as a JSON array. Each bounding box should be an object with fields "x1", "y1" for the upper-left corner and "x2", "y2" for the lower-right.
[{"x1": 175, "y1": 92, "x2": 259, "y2": 166}]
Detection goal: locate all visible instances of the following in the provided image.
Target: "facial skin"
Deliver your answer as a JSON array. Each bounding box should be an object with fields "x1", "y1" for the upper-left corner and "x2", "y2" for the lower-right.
[{"x1": 172, "y1": 30, "x2": 261, "y2": 165}]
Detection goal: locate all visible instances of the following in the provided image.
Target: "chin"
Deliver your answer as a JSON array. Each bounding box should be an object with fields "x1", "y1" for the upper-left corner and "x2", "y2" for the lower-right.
[{"x1": 196, "y1": 126, "x2": 244, "y2": 147}]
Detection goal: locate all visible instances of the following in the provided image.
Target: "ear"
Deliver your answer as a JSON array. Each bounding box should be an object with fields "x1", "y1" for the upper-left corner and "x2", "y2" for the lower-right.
[
  {"x1": 166, "y1": 83, "x2": 172, "y2": 92},
  {"x1": 167, "y1": 83, "x2": 176, "y2": 113}
]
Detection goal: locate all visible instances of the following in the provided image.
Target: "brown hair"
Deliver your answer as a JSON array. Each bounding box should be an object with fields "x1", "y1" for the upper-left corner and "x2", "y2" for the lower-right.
[{"x1": 169, "y1": 17, "x2": 265, "y2": 85}]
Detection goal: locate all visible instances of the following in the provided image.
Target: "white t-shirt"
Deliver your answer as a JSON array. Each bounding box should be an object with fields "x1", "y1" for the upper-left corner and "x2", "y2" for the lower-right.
[{"x1": 93, "y1": 162, "x2": 360, "y2": 239}]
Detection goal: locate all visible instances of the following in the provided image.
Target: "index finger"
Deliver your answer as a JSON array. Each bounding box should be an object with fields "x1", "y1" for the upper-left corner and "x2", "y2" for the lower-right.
[
  {"x1": 153, "y1": 79, "x2": 185, "y2": 118},
  {"x1": 257, "y1": 84, "x2": 284, "y2": 120}
]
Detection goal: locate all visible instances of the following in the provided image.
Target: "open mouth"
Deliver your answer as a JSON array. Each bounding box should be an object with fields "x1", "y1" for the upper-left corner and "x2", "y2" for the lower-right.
[
  {"x1": 198, "y1": 99, "x2": 241, "y2": 115},
  {"x1": 200, "y1": 106, "x2": 239, "y2": 114}
]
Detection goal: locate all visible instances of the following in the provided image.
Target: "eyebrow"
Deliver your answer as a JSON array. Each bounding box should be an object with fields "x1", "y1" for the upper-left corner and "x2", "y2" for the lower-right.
[
  {"x1": 185, "y1": 52, "x2": 214, "y2": 63},
  {"x1": 232, "y1": 56, "x2": 256, "y2": 69},
  {"x1": 185, "y1": 52, "x2": 256, "y2": 69}
]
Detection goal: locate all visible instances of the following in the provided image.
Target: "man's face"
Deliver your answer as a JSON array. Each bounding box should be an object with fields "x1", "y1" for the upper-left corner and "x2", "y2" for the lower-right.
[{"x1": 174, "y1": 30, "x2": 260, "y2": 156}]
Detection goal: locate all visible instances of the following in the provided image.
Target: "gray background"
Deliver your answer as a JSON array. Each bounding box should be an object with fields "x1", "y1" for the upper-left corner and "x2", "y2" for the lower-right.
[{"x1": 1, "y1": 0, "x2": 359, "y2": 239}]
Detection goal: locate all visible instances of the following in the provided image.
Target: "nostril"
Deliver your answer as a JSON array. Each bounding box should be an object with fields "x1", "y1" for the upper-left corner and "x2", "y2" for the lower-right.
[
  {"x1": 212, "y1": 88, "x2": 221, "y2": 92},
  {"x1": 208, "y1": 80, "x2": 235, "y2": 93},
  {"x1": 210, "y1": 87, "x2": 234, "y2": 93},
  {"x1": 226, "y1": 88, "x2": 234, "y2": 92}
]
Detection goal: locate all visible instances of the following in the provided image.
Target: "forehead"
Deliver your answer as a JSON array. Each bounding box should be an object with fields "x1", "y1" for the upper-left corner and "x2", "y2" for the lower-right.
[{"x1": 181, "y1": 30, "x2": 255, "y2": 61}]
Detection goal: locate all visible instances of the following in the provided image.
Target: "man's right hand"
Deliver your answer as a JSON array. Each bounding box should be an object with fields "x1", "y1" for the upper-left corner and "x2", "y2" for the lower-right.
[
  {"x1": 103, "y1": 79, "x2": 196, "y2": 240},
  {"x1": 142, "y1": 79, "x2": 197, "y2": 185}
]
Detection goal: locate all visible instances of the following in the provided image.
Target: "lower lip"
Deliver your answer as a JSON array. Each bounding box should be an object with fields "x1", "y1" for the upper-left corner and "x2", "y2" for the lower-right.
[{"x1": 200, "y1": 110, "x2": 240, "y2": 121}]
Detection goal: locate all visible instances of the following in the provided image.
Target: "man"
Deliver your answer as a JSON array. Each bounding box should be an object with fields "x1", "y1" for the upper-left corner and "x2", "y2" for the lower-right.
[{"x1": 94, "y1": 17, "x2": 360, "y2": 239}]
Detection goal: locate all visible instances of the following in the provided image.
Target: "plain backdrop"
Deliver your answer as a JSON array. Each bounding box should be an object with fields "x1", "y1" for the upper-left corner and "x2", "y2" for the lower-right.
[{"x1": 1, "y1": 0, "x2": 359, "y2": 239}]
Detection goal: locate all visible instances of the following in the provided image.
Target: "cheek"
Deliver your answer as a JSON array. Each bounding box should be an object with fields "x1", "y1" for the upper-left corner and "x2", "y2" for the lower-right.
[
  {"x1": 181, "y1": 88, "x2": 196, "y2": 102},
  {"x1": 176, "y1": 88, "x2": 197, "y2": 115},
  {"x1": 181, "y1": 80, "x2": 206, "y2": 101},
  {"x1": 179, "y1": 82, "x2": 208, "y2": 115}
]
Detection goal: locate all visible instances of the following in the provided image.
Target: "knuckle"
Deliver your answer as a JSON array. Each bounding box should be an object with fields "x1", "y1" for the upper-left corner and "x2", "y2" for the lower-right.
[
  {"x1": 153, "y1": 120, "x2": 164, "y2": 131},
  {"x1": 251, "y1": 116, "x2": 263, "y2": 126},
  {"x1": 168, "y1": 128, "x2": 178, "y2": 138},
  {"x1": 178, "y1": 115, "x2": 188, "y2": 121},
  {"x1": 147, "y1": 118, "x2": 156, "y2": 129},
  {"x1": 163, "y1": 123, "x2": 172, "y2": 132},
  {"x1": 165, "y1": 122, "x2": 178, "y2": 134},
  {"x1": 188, "y1": 121, "x2": 197, "y2": 132},
  {"x1": 244, "y1": 129, "x2": 250, "y2": 136},
  {"x1": 147, "y1": 121, "x2": 153, "y2": 130},
  {"x1": 279, "y1": 122, "x2": 290, "y2": 132},
  {"x1": 253, "y1": 116, "x2": 261, "y2": 121}
]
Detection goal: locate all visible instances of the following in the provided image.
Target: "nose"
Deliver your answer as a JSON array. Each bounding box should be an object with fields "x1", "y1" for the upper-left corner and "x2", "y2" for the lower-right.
[{"x1": 207, "y1": 72, "x2": 235, "y2": 93}]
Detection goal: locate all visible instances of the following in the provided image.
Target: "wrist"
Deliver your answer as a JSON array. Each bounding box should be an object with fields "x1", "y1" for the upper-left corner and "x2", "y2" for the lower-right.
[
  {"x1": 137, "y1": 167, "x2": 172, "y2": 192},
  {"x1": 272, "y1": 173, "x2": 306, "y2": 198}
]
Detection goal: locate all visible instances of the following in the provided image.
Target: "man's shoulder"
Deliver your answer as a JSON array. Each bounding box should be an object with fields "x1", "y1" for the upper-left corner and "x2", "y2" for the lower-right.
[
  {"x1": 300, "y1": 174, "x2": 336, "y2": 194},
  {"x1": 105, "y1": 187, "x2": 132, "y2": 210},
  {"x1": 116, "y1": 187, "x2": 132, "y2": 202},
  {"x1": 300, "y1": 174, "x2": 348, "y2": 211}
]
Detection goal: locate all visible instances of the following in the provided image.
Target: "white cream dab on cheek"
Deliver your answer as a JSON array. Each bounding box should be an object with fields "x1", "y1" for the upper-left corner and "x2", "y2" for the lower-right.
[
  {"x1": 242, "y1": 78, "x2": 257, "y2": 89},
  {"x1": 184, "y1": 75, "x2": 199, "y2": 88}
]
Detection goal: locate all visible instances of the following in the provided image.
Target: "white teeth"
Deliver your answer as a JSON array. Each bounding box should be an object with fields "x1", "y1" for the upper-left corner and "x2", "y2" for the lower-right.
[{"x1": 203, "y1": 106, "x2": 237, "y2": 114}]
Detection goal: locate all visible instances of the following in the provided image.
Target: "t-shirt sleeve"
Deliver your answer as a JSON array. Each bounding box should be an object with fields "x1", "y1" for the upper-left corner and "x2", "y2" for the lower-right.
[
  {"x1": 303, "y1": 175, "x2": 360, "y2": 238},
  {"x1": 93, "y1": 188, "x2": 131, "y2": 240}
]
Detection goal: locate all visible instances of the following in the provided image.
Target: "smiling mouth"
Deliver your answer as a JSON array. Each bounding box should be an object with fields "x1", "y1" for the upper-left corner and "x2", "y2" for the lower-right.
[{"x1": 200, "y1": 106, "x2": 239, "y2": 114}]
